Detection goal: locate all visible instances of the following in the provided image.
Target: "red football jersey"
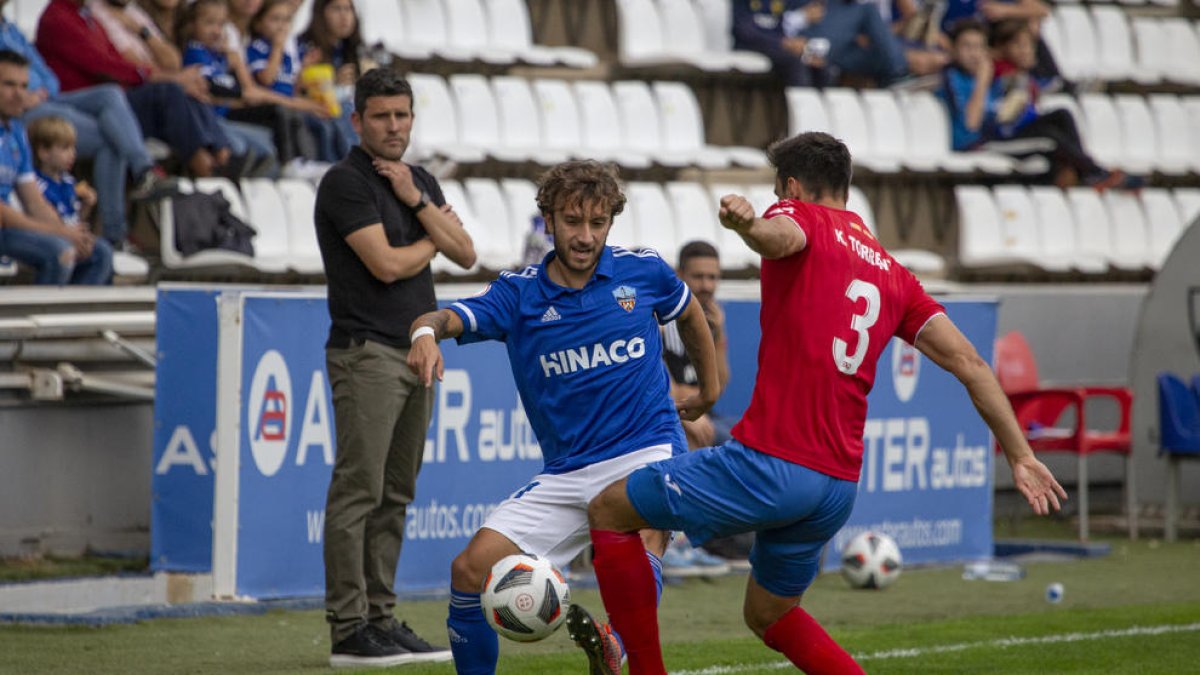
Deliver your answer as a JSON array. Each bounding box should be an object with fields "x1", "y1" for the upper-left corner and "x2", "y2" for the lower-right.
[{"x1": 731, "y1": 200, "x2": 945, "y2": 481}]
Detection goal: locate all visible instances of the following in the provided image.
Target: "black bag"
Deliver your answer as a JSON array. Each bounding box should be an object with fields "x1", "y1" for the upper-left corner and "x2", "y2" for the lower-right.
[{"x1": 172, "y1": 190, "x2": 256, "y2": 257}]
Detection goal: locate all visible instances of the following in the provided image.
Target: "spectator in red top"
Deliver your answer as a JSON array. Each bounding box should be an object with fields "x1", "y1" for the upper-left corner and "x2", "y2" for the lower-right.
[{"x1": 36, "y1": 0, "x2": 233, "y2": 176}]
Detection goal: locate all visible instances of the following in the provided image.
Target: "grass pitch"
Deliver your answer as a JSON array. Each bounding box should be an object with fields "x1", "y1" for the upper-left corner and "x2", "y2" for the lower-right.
[{"x1": 2, "y1": 519, "x2": 1199, "y2": 674}]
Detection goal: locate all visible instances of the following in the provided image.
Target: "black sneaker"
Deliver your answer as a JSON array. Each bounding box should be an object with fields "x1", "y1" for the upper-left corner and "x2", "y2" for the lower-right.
[
  {"x1": 374, "y1": 618, "x2": 454, "y2": 663},
  {"x1": 329, "y1": 622, "x2": 414, "y2": 669}
]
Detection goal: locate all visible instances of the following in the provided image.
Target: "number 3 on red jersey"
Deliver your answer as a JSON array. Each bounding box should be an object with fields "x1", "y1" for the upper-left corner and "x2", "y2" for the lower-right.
[{"x1": 833, "y1": 279, "x2": 880, "y2": 376}]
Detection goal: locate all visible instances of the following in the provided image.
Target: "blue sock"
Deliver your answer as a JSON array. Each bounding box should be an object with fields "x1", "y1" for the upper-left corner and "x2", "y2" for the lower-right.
[
  {"x1": 647, "y1": 550, "x2": 663, "y2": 605},
  {"x1": 447, "y1": 589, "x2": 498, "y2": 675}
]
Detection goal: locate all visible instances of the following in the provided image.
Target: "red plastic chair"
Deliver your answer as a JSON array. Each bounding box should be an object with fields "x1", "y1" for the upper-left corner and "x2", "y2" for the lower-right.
[{"x1": 994, "y1": 331, "x2": 1135, "y2": 540}]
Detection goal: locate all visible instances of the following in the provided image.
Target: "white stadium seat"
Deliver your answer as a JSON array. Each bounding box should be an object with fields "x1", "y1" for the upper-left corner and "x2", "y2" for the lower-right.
[
  {"x1": 1147, "y1": 95, "x2": 1194, "y2": 175},
  {"x1": 572, "y1": 81, "x2": 654, "y2": 168},
  {"x1": 1053, "y1": 6, "x2": 1099, "y2": 81},
  {"x1": 1090, "y1": 6, "x2": 1136, "y2": 81},
  {"x1": 1102, "y1": 191, "x2": 1152, "y2": 271},
  {"x1": 275, "y1": 179, "x2": 323, "y2": 274},
  {"x1": 786, "y1": 87, "x2": 831, "y2": 135},
  {"x1": 625, "y1": 182, "x2": 680, "y2": 255},
  {"x1": 1028, "y1": 187, "x2": 1106, "y2": 274},
  {"x1": 860, "y1": 90, "x2": 909, "y2": 168},
  {"x1": 357, "y1": 0, "x2": 430, "y2": 61},
  {"x1": 1078, "y1": 94, "x2": 1125, "y2": 171},
  {"x1": 1184, "y1": 97, "x2": 1200, "y2": 173},
  {"x1": 407, "y1": 73, "x2": 486, "y2": 163},
  {"x1": 486, "y1": 0, "x2": 599, "y2": 68},
  {"x1": 1132, "y1": 17, "x2": 1170, "y2": 84},
  {"x1": 1112, "y1": 94, "x2": 1158, "y2": 174},
  {"x1": 159, "y1": 179, "x2": 256, "y2": 271},
  {"x1": 240, "y1": 178, "x2": 292, "y2": 274},
  {"x1": 693, "y1": 0, "x2": 772, "y2": 72},
  {"x1": 449, "y1": 74, "x2": 507, "y2": 161},
  {"x1": 491, "y1": 76, "x2": 570, "y2": 165},
  {"x1": 443, "y1": 0, "x2": 516, "y2": 65},
  {"x1": 665, "y1": 182, "x2": 722, "y2": 248},
  {"x1": 1139, "y1": 188, "x2": 1184, "y2": 269},
  {"x1": 1172, "y1": 187, "x2": 1200, "y2": 230},
  {"x1": 615, "y1": 0, "x2": 680, "y2": 68},
  {"x1": 1163, "y1": 19, "x2": 1200, "y2": 85},
  {"x1": 464, "y1": 178, "x2": 522, "y2": 270},
  {"x1": 1066, "y1": 188, "x2": 1117, "y2": 271},
  {"x1": 653, "y1": 81, "x2": 765, "y2": 168},
  {"x1": 991, "y1": 185, "x2": 1048, "y2": 270},
  {"x1": 956, "y1": 185, "x2": 1038, "y2": 269},
  {"x1": 500, "y1": 178, "x2": 542, "y2": 267},
  {"x1": 532, "y1": 79, "x2": 586, "y2": 158},
  {"x1": 900, "y1": 91, "x2": 1011, "y2": 174},
  {"x1": 823, "y1": 88, "x2": 898, "y2": 173},
  {"x1": 402, "y1": 0, "x2": 472, "y2": 61},
  {"x1": 707, "y1": 183, "x2": 758, "y2": 269},
  {"x1": 437, "y1": 180, "x2": 486, "y2": 274},
  {"x1": 657, "y1": 0, "x2": 767, "y2": 73}
]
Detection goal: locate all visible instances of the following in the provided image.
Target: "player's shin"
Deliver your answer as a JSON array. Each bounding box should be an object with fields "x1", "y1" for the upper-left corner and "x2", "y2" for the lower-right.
[
  {"x1": 762, "y1": 606, "x2": 865, "y2": 675},
  {"x1": 646, "y1": 549, "x2": 664, "y2": 605},
  {"x1": 447, "y1": 589, "x2": 498, "y2": 675},
  {"x1": 590, "y1": 529, "x2": 667, "y2": 675}
]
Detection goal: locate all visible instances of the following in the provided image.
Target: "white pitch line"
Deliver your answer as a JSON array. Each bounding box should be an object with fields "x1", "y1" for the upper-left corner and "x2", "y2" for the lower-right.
[{"x1": 668, "y1": 622, "x2": 1200, "y2": 675}]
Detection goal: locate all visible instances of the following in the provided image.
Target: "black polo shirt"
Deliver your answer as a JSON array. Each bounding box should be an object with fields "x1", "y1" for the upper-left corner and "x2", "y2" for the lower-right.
[{"x1": 315, "y1": 145, "x2": 446, "y2": 349}]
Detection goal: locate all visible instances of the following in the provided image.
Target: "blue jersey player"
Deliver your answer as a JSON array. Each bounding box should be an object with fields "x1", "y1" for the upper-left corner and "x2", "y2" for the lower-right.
[{"x1": 406, "y1": 160, "x2": 721, "y2": 675}]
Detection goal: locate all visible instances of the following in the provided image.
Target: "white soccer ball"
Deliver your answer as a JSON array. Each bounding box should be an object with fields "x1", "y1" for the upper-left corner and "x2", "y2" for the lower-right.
[
  {"x1": 840, "y1": 531, "x2": 903, "y2": 589},
  {"x1": 481, "y1": 553, "x2": 571, "y2": 642}
]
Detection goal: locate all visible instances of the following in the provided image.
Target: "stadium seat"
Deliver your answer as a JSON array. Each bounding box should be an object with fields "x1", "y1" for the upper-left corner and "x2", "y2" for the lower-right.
[
  {"x1": 449, "y1": 74, "x2": 512, "y2": 163},
  {"x1": 994, "y1": 330, "x2": 1134, "y2": 541},
  {"x1": 111, "y1": 251, "x2": 150, "y2": 280},
  {"x1": 240, "y1": 178, "x2": 292, "y2": 274},
  {"x1": 443, "y1": 0, "x2": 516, "y2": 65},
  {"x1": 1174, "y1": 187, "x2": 1200, "y2": 227},
  {"x1": 401, "y1": 0, "x2": 472, "y2": 62},
  {"x1": 357, "y1": 0, "x2": 428, "y2": 61},
  {"x1": 625, "y1": 182, "x2": 680, "y2": 256},
  {"x1": 486, "y1": 0, "x2": 599, "y2": 68},
  {"x1": 407, "y1": 73, "x2": 486, "y2": 163},
  {"x1": 652, "y1": 81, "x2": 764, "y2": 168},
  {"x1": 1101, "y1": 191, "x2": 1152, "y2": 271},
  {"x1": 745, "y1": 184, "x2": 777, "y2": 217},
  {"x1": 785, "y1": 87, "x2": 832, "y2": 135},
  {"x1": 613, "y1": 80, "x2": 711, "y2": 169},
  {"x1": 1155, "y1": 373, "x2": 1200, "y2": 542},
  {"x1": 955, "y1": 185, "x2": 1039, "y2": 270},
  {"x1": 437, "y1": 180, "x2": 486, "y2": 275},
  {"x1": 657, "y1": 0, "x2": 769, "y2": 73},
  {"x1": 1163, "y1": 19, "x2": 1200, "y2": 85},
  {"x1": 0, "y1": 256, "x2": 16, "y2": 277},
  {"x1": 491, "y1": 76, "x2": 570, "y2": 166},
  {"x1": 1139, "y1": 189, "x2": 1184, "y2": 269},
  {"x1": 899, "y1": 91, "x2": 1011, "y2": 174},
  {"x1": 194, "y1": 177, "x2": 248, "y2": 223},
  {"x1": 158, "y1": 178, "x2": 257, "y2": 271},
  {"x1": 1131, "y1": 17, "x2": 1170, "y2": 84},
  {"x1": 1182, "y1": 97, "x2": 1200, "y2": 173},
  {"x1": 1112, "y1": 95, "x2": 1159, "y2": 175},
  {"x1": 1090, "y1": 6, "x2": 1136, "y2": 81},
  {"x1": 571, "y1": 81, "x2": 654, "y2": 169},
  {"x1": 532, "y1": 79, "x2": 588, "y2": 160},
  {"x1": 499, "y1": 178, "x2": 541, "y2": 267},
  {"x1": 1028, "y1": 186, "x2": 1106, "y2": 274},
  {"x1": 693, "y1": 0, "x2": 772, "y2": 72},
  {"x1": 1078, "y1": 94, "x2": 1128, "y2": 172},
  {"x1": 992, "y1": 185, "x2": 1057, "y2": 272},
  {"x1": 1053, "y1": 6, "x2": 1099, "y2": 81},
  {"x1": 860, "y1": 90, "x2": 909, "y2": 168},
  {"x1": 11, "y1": 0, "x2": 47, "y2": 38},
  {"x1": 823, "y1": 89, "x2": 898, "y2": 173},
  {"x1": 463, "y1": 178, "x2": 522, "y2": 270},
  {"x1": 615, "y1": 0, "x2": 682, "y2": 68},
  {"x1": 275, "y1": 179, "x2": 323, "y2": 274},
  {"x1": 1066, "y1": 188, "x2": 1117, "y2": 272},
  {"x1": 706, "y1": 183, "x2": 759, "y2": 269},
  {"x1": 1039, "y1": 14, "x2": 1067, "y2": 78},
  {"x1": 1146, "y1": 95, "x2": 1195, "y2": 175},
  {"x1": 665, "y1": 182, "x2": 722, "y2": 248}
]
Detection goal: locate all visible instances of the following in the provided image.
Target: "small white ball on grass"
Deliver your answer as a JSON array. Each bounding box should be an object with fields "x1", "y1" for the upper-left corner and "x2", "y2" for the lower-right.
[{"x1": 1045, "y1": 582, "x2": 1064, "y2": 603}]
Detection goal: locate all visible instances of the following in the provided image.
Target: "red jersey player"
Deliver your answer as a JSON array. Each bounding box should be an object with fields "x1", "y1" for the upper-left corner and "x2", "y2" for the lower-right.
[{"x1": 581, "y1": 132, "x2": 1067, "y2": 675}]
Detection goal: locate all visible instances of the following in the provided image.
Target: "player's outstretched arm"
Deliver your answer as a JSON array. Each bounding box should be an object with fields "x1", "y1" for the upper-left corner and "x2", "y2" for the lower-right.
[
  {"x1": 674, "y1": 297, "x2": 722, "y2": 421},
  {"x1": 406, "y1": 309, "x2": 465, "y2": 387},
  {"x1": 914, "y1": 315, "x2": 1068, "y2": 516},
  {"x1": 718, "y1": 194, "x2": 807, "y2": 259}
]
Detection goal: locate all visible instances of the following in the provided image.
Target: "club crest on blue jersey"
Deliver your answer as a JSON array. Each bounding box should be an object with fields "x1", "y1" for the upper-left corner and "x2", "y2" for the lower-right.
[{"x1": 613, "y1": 285, "x2": 637, "y2": 312}]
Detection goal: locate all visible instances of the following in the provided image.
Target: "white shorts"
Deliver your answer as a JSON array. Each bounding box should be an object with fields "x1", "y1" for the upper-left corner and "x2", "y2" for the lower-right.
[{"x1": 481, "y1": 444, "x2": 673, "y2": 570}]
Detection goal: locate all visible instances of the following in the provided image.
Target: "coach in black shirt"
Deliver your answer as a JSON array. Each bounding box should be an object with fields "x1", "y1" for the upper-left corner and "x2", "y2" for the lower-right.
[{"x1": 314, "y1": 67, "x2": 474, "y2": 669}]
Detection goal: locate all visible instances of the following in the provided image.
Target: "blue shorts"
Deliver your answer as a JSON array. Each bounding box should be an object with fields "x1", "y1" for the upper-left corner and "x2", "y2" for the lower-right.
[{"x1": 626, "y1": 439, "x2": 857, "y2": 597}]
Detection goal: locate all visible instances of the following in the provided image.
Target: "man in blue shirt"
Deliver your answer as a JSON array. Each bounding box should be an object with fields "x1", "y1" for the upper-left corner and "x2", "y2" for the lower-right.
[
  {"x1": 407, "y1": 160, "x2": 721, "y2": 675},
  {"x1": 0, "y1": 50, "x2": 110, "y2": 284}
]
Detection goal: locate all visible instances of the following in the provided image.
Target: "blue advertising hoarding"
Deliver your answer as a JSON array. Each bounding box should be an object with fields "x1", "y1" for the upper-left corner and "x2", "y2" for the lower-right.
[{"x1": 155, "y1": 287, "x2": 996, "y2": 596}]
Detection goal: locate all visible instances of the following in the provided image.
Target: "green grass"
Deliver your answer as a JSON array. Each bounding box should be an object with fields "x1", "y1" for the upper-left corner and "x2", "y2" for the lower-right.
[
  {"x1": 0, "y1": 555, "x2": 148, "y2": 584},
  {"x1": 2, "y1": 520, "x2": 1199, "y2": 674}
]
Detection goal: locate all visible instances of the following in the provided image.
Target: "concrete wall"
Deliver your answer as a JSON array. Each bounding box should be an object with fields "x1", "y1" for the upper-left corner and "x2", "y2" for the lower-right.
[{"x1": 0, "y1": 403, "x2": 152, "y2": 558}]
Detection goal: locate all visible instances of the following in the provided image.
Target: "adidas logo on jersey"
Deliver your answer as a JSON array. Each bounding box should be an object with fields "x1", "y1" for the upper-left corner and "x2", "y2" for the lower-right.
[{"x1": 541, "y1": 306, "x2": 562, "y2": 323}]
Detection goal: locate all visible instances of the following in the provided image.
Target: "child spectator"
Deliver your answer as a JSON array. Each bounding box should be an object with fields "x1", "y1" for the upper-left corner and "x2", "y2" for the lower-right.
[
  {"x1": 25, "y1": 115, "x2": 113, "y2": 284},
  {"x1": 246, "y1": 0, "x2": 345, "y2": 162},
  {"x1": 179, "y1": 0, "x2": 320, "y2": 174},
  {"x1": 297, "y1": 0, "x2": 362, "y2": 154}
]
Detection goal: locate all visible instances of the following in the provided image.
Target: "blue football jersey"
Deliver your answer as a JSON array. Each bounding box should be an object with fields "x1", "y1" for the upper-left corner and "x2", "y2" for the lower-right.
[
  {"x1": 35, "y1": 170, "x2": 79, "y2": 226},
  {"x1": 0, "y1": 119, "x2": 34, "y2": 204},
  {"x1": 450, "y1": 246, "x2": 691, "y2": 474}
]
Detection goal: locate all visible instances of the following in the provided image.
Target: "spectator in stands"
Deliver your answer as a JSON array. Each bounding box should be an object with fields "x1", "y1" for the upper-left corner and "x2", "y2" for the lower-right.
[
  {"x1": 138, "y1": 0, "x2": 180, "y2": 45},
  {"x1": 0, "y1": 53, "x2": 112, "y2": 285},
  {"x1": 93, "y1": 0, "x2": 276, "y2": 178},
  {"x1": 36, "y1": 0, "x2": 235, "y2": 177},
  {"x1": 225, "y1": 0, "x2": 264, "y2": 59},
  {"x1": 180, "y1": 0, "x2": 317, "y2": 175},
  {"x1": 940, "y1": 19, "x2": 1135, "y2": 189},
  {"x1": 297, "y1": 0, "x2": 363, "y2": 153},
  {"x1": 936, "y1": 0, "x2": 1064, "y2": 91},
  {"x1": 0, "y1": 0, "x2": 161, "y2": 251},
  {"x1": 246, "y1": 0, "x2": 346, "y2": 162},
  {"x1": 29, "y1": 115, "x2": 116, "y2": 284},
  {"x1": 734, "y1": 0, "x2": 931, "y2": 88}
]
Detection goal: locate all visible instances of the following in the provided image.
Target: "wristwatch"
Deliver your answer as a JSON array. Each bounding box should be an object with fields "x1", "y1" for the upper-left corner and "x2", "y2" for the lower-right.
[{"x1": 410, "y1": 191, "x2": 430, "y2": 213}]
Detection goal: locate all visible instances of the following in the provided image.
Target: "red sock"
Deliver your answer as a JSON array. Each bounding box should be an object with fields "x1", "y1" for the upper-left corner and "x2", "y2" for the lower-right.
[
  {"x1": 590, "y1": 529, "x2": 667, "y2": 675},
  {"x1": 762, "y1": 606, "x2": 864, "y2": 675}
]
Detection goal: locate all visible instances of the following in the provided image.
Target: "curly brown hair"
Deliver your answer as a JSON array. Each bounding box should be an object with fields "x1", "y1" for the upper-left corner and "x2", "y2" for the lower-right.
[{"x1": 535, "y1": 160, "x2": 626, "y2": 220}]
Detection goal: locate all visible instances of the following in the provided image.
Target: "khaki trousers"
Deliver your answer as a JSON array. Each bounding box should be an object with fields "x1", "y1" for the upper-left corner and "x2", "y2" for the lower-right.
[{"x1": 323, "y1": 340, "x2": 433, "y2": 643}]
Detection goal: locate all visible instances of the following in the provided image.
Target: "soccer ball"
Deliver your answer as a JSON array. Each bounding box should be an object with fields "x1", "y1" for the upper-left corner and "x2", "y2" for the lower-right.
[
  {"x1": 840, "y1": 531, "x2": 902, "y2": 589},
  {"x1": 481, "y1": 553, "x2": 571, "y2": 642}
]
